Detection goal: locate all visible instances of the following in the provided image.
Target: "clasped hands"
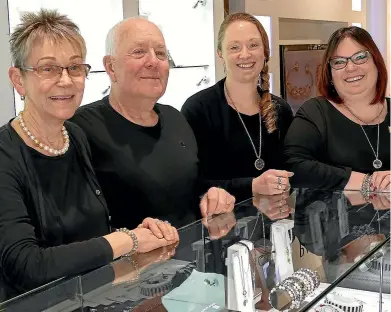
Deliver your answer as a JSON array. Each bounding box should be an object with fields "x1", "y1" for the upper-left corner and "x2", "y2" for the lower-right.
[{"x1": 137, "y1": 187, "x2": 235, "y2": 248}]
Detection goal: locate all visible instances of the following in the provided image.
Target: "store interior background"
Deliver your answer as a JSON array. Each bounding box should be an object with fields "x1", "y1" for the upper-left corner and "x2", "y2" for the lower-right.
[{"x1": 0, "y1": 0, "x2": 389, "y2": 126}]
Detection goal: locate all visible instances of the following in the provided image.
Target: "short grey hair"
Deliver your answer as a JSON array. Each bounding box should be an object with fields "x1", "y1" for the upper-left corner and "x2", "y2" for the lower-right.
[
  {"x1": 105, "y1": 16, "x2": 156, "y2": 56},
  {"x1": 9, "y1": 9, "x2": 86, "y2": 68}
]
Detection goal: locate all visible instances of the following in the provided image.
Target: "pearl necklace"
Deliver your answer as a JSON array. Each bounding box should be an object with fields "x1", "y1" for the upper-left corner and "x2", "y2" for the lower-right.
[{"x1": 18, "y1": 112, "x2": 69, "y2": 156}]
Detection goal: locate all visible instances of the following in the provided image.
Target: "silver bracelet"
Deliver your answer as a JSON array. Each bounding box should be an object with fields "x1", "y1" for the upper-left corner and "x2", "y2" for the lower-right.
[
  {"x1": 116, "y1": 227, "x2": 138, "y2": 254},
  {"x1": 360, "y1": 173, "x2": 372, "y2": 202}
]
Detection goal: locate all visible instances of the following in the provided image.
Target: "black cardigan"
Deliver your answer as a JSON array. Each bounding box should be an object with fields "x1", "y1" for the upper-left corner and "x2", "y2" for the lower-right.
[
  {"x1": 181, "y1": 78, "x2": 293, "y2": 201},
  {"x1": 284, "y1": 97, "x2": 390, "y2": 189},
  {"x1": 0, "y1": 121, "x2": 113, "y2": 295}
]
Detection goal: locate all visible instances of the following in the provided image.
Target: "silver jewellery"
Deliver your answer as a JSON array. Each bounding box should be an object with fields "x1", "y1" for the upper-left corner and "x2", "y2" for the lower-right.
[
  {"x1": 238, "y1": 255, "x2": 250, "y2": 306},
  {"x1": 344, "y1": 104, "x2": 383, "y2": 169},
  {"x1": 269, "y1": 268, "x2": 320, "y2": 311},
  {"x1": 360, "y1": 173, "x2": 373, "y2": 201},
  {"x1": 18, "y1": 111, "x2": 69, "y2": 156},
  {"x1": 224, "y1": 83, "x2": 265, "y2": 171},
  {"x1": 204, "y1": 278, "x2": 219, "y2": 286},
  {"x1": 325, "y1": 292, "x2": 364, "y2": 312},
  {"x1": 155, "y1": 219, "x2": 170, "y2": 225},
  {"x1": 116, "y1": 228, "x2": 139, "y2": 255}
]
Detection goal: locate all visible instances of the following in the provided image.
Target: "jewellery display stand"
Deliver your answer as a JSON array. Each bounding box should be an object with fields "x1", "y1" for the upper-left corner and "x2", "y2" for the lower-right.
[
  {"x1": 279, "y1": 44, "x2": 327, "y2": 114},
  {"x1": 226, "y1": 240, "x2": 255, "y2": 312},
  {"x1": 271, "y1": 220, "x2": 294, "y2": 282}
]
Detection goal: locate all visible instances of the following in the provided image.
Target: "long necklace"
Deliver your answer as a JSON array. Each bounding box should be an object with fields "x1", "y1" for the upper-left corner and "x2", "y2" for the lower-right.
[
  {"x1": 224, "y1": 83, "x2": 264, "y2": 171},
  {"x1": 238, "y1": 255, "x2": 249, "y2": 306},
  {"x1": 343, "y1": 104, "x2": 383, "y2": 169},
  {"x1": 18, "y1": 111, "x2": 69, "y2": 156}
]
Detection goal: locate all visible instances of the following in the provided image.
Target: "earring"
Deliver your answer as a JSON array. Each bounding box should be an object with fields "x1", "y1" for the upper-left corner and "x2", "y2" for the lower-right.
[
  {"x1": 20, "y1": 95, "x2": 25, "y2": 100},
  {"x1": 223, "y1": 63, "x2": 226, "y2": 74}
]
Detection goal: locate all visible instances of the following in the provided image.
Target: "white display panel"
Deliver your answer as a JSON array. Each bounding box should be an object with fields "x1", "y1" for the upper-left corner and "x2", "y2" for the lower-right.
[
  {"x1": 139, "y1": 0, "x2": 215, "y2": 67},
  {"x1": 8, "y1": 0, "x2": 123, "y2": 72},
  {"x1": 352, "y1": 22, "x2": 362, "y2": 27},
  {"x1": 8, "y1": 0, "x2": 123, "y2": 114},
  {"x1": 352, "y1": 0, "x2": 362, "y2": 11},
  {"x1": 139, "y1": 0, "x2": 216, "y2": 110},
  {"x1": 255, "y1": 16, "x2": 272, "y2": 56}
]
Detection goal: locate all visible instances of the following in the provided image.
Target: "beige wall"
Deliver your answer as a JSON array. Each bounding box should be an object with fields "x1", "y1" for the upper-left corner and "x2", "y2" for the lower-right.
[{"x1": 230, "y1": 0, "x2": 368, "y2": 96}]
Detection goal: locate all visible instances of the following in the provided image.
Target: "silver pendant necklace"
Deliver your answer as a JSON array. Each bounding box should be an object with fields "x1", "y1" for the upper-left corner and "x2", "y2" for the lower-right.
[
  {"x1": 344, "y1": 104, "x2": 382, "y2": 169},
  {"x1": 224, "y1": 83, "x2": 264, "y2": 171},
  {"x1": 238, "y1": 255, "x2": 249, "y2": 306}
]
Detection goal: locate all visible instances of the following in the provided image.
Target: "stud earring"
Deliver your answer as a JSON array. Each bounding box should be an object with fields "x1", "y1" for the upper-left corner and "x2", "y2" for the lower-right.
[{"x1": 20, "y1": 95, "x2": 25, "y2": 100}]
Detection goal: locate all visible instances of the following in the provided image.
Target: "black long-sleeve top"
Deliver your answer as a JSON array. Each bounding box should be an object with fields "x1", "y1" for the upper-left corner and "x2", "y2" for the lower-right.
[
  {"x1": 70, "y1": 96, "x2": 203, "y2": 230},
  {"x1": 181, "y1": 78, "x2": 294, "y2": 201},
  {"x1": 0, "y1": 121, "x2": 113, "y2": 294},
  {"x1": 284, "y1": 97, "x2": 390, "y2": 189}
]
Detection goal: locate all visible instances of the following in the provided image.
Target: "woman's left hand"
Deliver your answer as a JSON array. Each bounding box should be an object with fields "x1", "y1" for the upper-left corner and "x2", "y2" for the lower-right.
[
  {"x1": 371, "y1": 171, "x2": 391, "y2": 192},
  {"x1": 138, "y1": 218, "x2": 179, "y2": 242},
  {"x1": 200, "y1": 187, "x2": 236, "y2": 217}
]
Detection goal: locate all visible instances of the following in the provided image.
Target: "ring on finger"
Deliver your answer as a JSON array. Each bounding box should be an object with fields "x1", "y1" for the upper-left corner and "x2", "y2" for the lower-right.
[
  {"x1": 277, "y1": 177, "x2": 283, "y2": 185},
  {"x1": 277, "y1": 184, "x2": 283, "y2": 190}
]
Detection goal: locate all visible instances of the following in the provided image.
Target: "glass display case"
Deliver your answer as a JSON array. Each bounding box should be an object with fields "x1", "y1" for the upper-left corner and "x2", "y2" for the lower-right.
[{"x1": 0, "y1": 189, "x2": 389, "y2": 312}]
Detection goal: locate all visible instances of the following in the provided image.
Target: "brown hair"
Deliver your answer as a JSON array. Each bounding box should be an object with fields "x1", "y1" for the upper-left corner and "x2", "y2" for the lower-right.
[
  {"x1": 9, "y1": 9, "x2": 86, "y2": 68},
  {"x1": 317, "y1": 26, "x2": 388, "y2": 104},
  {"x1": 217, "y1": 13, "x2": 276, "y2": 133}
]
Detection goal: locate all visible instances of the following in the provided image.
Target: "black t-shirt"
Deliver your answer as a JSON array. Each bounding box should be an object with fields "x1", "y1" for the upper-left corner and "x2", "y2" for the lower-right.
[
  {"x1": 29, "y1": 141, "x2": 108, "y2": 243},
  {"x1": 181, "y1": 78, "x2": 294, "y2": 201},
  {"x1": 284, "y1": 97, "x2": 391, "y2": 189},
  {"x1": 71, "y1": 96, "x2": 201, "y2": 230}
]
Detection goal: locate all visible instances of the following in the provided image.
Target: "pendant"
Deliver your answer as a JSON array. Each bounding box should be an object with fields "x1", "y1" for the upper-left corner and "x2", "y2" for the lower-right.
[
  {"x1": 373, "y1": 159, "x2": 382, "y2": 169},
  {"x1": 254, "y1": 158, "x2": 265, "y2": 171},
  {"x1": 243, "y1": 299, "x2": 247, "y2": 306}
]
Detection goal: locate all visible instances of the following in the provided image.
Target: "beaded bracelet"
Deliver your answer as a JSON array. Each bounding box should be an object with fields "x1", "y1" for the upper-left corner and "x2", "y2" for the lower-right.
[
  {"x1": 360, "y1": 173, "x2": 372, "y2": 202},
  {"x1": 117, "y1": 227, "x2": 139, "y2": 255}
]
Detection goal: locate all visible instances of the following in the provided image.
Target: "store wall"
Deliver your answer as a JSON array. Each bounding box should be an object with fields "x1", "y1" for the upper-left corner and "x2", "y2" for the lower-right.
[
  {"x1": 229, "y1": 0, "x2": 368, "y2": 97},
  {"x1": 0, "y1": 0, "x2": 15, "y2": 125}
]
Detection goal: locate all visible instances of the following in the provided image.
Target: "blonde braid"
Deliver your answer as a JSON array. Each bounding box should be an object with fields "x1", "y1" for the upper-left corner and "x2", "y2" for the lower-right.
[{"x1": 259, "y1": 63, "x2": 277, "y2": 133}]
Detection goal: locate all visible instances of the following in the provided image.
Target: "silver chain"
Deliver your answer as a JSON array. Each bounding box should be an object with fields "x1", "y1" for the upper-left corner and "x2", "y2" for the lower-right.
[
  {"x1": 343, "y1": 104, "x2": 381, "y2": 161},
  {"x1": 224, "y1": 83, "x2": 262, "y2": 160},
  {"x1": 344, "y1": 103, "x2": 384, "y2": 125}
]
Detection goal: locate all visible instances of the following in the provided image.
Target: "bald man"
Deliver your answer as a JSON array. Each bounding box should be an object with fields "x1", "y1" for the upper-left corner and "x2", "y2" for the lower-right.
[{"x1": 70, "y1": 18, "x2": 236, "y2": 232}]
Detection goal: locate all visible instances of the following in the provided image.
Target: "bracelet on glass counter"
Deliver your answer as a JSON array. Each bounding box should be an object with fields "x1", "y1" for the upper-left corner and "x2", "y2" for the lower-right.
[
  {"x1": 360, "y1": 173, "x2": 372, "y2": 202},
  {"x1": 117, "y1": 227, "x2": 139, "y2": 255}
]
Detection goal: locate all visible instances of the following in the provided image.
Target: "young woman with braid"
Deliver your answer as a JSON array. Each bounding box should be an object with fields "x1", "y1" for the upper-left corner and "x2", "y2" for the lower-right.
[{"x1": 182, "y1": 13, "x2": 294, "y2": 201}]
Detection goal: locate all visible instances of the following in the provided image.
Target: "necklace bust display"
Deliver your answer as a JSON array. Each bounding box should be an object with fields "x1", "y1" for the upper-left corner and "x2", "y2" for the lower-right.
[{"x1": 286, "y1": 62, "x2": 314, "y2": 101}]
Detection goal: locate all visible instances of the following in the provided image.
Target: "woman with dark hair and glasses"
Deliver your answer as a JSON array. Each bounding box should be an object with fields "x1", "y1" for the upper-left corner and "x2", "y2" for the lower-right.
[
  {"x1": 0, "y1": 9, "x2": 178, "y2": 295},
  {"x1": 284, "y1": 26, "x2": 390, "y2": 192}
]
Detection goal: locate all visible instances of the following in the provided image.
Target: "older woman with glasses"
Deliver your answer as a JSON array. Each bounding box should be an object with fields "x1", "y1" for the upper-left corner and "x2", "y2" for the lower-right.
[
  {"x1": 0, "y1": 9, "x2": 178, "y2": 295},
  {"x1": 284, "y1": 26, "x2": 390, "y2": 193}
]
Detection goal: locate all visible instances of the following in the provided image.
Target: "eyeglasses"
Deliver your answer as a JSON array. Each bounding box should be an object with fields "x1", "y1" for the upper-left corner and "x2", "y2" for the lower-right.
[
  {"x1": 329, "y1": 51, "x2": 371, "y2": 70},
  {"x1": 20, "y1": 64, "x2": 91, "y2": 79}
]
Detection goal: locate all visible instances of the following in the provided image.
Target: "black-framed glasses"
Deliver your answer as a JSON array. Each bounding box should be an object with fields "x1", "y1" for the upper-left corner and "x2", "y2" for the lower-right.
[
  {"x1": 20, "y1": 64, "x2": 91, "y2": 79},
  {"x1": 329, "y1": 51, "x2": 371, "y2": 70}
]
